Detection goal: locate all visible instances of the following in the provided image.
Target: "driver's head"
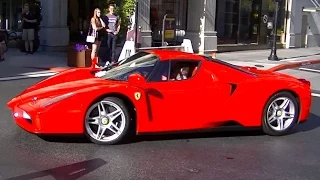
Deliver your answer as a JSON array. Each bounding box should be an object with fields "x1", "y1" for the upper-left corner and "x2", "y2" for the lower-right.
[{"x1": 180, "y1": 66, "x2": 189, "y2": 76}]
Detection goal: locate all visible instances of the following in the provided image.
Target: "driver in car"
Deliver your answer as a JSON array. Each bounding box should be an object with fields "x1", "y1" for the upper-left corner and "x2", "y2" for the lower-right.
[{"x1": 176, "y1": 66, "x2": 189, "y2": 80}]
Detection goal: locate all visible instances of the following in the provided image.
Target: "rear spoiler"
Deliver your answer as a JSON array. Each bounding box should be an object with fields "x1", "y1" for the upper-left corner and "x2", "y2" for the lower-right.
[{"x1": 267, "y1": 59, "x2": 320, "y2": 72}]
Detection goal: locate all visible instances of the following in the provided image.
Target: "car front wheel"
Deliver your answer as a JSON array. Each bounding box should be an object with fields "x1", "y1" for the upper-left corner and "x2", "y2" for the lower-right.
[
  {"x1": 262, "y1": 92, "x2": 299, "y2": 136},
  {"x1": 84, "y1": 97, "x2": 131, "y2": 145}
]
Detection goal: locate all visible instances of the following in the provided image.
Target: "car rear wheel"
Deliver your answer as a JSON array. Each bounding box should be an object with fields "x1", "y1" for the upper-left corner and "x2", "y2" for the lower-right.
[
  {"x1": 84, "y1": 97, "x2": 131, "y2": 145},
  {"x1": 262, "y1": 92, "x2": 299, "y2": 136}
]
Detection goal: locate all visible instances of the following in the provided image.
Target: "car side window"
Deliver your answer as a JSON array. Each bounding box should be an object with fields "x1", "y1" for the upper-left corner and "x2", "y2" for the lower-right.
[
  {"x1": 169, "y1": 60, "x2": 200, "y2": 81},
  {"x1": 148, "y1": 61, "x2": 170, "y2": 82}
]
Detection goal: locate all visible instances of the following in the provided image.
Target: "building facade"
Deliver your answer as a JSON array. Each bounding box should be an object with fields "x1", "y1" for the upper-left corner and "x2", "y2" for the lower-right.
[
  {"x1": 1, "y1": 0, "x2": 320, "y2": 52},
  {"x1": 285, "y1": 0, "x2": 320, "y2": 49},
  {"x1": 137, "y1": 0, "x2": 288, "y2": 53}
]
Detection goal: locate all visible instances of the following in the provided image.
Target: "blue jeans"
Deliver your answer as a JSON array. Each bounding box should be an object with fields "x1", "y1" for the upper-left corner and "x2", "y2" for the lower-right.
[{"x1": 106, "y1": 33, "x2": 117, "y2": 62}]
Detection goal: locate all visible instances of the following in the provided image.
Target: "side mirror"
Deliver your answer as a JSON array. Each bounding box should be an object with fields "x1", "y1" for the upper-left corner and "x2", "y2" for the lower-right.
[{"x1": 128, "y1": 73, "x2": 146, "y2": 86}]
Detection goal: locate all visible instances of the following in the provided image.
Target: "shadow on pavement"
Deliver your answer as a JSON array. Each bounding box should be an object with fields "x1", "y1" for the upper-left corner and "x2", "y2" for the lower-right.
[
  {"x1": 136, "y1": 128, "x2": 265, "y2": 143},
  {"x1": 5, "y1": 158, "x2": 106, "y2": 180},
  {"x1": 37, "y1": 135, "x2": 91, "y2": 144},
  {"x1": 295, "y1": 113, "x2": 320, "y2": 132},
  {"x1": 37, "y1": 114, "x2": 320, "y2": 144},
  {"x1": 37, "y1": 128, "x2": 266, "y2": 145}
]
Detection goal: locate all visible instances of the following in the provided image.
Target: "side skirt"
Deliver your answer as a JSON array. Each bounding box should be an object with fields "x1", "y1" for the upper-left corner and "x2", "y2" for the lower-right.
[{"x1": 136, "y1": 125, "x2": 261, "y2": 136}]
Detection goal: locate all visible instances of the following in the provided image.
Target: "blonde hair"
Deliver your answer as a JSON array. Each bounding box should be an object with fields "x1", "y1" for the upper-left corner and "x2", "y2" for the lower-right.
[{"x1": 93, "y1": 8, "x2": 101, "y2": 19}]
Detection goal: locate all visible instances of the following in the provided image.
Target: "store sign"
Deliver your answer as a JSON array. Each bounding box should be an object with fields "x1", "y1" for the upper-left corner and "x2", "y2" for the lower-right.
[{"x1": 164, "y1": 16, "x2": 176, "y2": 39}]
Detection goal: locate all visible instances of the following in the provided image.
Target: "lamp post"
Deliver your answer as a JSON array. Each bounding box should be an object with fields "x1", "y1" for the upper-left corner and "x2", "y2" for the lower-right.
[{"x1": 268, "y1": 0, "x2": 281, "y2": 61}]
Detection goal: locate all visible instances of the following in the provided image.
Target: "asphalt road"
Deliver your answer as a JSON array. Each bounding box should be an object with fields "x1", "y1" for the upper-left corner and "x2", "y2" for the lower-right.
[{"x1": 0, "y1": 78, "x2": 320, "y2": 180}]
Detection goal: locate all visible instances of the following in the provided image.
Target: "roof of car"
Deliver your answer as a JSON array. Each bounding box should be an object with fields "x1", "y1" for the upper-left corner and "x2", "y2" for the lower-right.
[{"x1": 144, "y1": 49, "x2": 204, "y2": 61}]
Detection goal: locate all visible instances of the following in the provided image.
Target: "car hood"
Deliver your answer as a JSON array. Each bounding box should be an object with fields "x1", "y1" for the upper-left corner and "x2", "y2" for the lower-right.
[
  {"x1": 22, "y1": 78, "x2": 111, "y2": 97},
  {"x1": 8, "y1": 75, "x2": 126, "y2": 108}
]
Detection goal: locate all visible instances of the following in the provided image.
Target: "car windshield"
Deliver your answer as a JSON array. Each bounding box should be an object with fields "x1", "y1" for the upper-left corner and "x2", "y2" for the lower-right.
[{"x1": 100, "y1": 51, "x2": 159, "y2": 81}]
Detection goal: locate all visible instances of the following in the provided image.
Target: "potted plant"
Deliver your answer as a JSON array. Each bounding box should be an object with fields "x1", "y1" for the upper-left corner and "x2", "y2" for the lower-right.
[{"x1": 67, "y1": 43, "x2": 92, "y2": 67}]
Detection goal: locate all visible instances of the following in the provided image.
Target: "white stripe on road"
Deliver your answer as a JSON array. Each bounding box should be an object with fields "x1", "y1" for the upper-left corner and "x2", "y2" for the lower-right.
[
  {"x1": 299, "y1": 67, "x2": 320, "y2": 73},
  {"x1": 0, "y1": 72, "x2": 57, "y2": 81},
  {"x1": 312, "y1": 93, "x2": 320, "y2": 97}
]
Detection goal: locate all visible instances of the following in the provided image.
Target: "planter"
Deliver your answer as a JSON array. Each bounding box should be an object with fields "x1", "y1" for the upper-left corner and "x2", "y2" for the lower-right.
[{"x1": 67, "y1": 46, "x2": 92, "y2": 67}]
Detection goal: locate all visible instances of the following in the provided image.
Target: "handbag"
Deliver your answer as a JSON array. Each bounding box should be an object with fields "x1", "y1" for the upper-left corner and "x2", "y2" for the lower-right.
[{"x1": 86, "y1": 28, "x2": 96, "y2": 43}]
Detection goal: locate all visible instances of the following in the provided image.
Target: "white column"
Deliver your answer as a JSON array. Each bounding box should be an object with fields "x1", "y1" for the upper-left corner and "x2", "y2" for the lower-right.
[
  {"x1": 285, "y1": 0, "x2": 293, "y2": 48},
  {"x1": 39, "y1": 0, "x2": 69, "y2": 51},
  {"x1": 203, "y1": 0, "x2": 217, "y2": 54},
  {"x1": 137, "y1": 0, "x2": 152, "y2": 47},
  {"x1": 185, "y1": 0, "x2": 217, "y2": 54}
]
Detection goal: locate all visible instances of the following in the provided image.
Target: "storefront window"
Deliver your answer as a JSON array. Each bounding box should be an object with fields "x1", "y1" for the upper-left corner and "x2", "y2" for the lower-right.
[
  {"x1": 268, "y1": 0, "x2": 285, "y2": 43},
  {"x1": 238, "y1": 0, "x2": 261, "y2": 44},
  {"x1": 150, "y1": 0, "x2": 188, "y2": 46},
  {"x1": 216, "y1": 0, "x2": 239, "y2": 44},
  {"x1": 216, "y1": 0, "x2": 261, "y2": 44},
  {"x1": 216, "y1": 0, "x2": 285, "y2": 45}
]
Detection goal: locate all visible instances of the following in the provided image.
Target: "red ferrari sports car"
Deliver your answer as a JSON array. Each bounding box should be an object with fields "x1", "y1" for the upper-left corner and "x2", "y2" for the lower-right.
[{"x1": 7, "y1": 50, "x2": 312, "y2": 145}]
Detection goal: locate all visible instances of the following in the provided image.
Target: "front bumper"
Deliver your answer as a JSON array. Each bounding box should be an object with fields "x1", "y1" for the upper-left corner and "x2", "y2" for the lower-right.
[{"x1": 11, "y1": 105, "x2": 41, "y2": 134}]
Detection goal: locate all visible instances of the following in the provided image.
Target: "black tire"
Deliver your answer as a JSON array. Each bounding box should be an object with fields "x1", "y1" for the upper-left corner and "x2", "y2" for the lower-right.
[
  {"x1": 84, "y1": 97, "x2": 132, "y2": 145},
  {"x1": 262, "y1": 91, "x2": 299, "y2": 136}
]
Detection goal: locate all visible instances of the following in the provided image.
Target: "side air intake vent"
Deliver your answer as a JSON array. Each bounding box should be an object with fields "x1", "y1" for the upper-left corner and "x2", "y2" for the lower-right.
[{"x1": 229, "y1": 83, "x2": 237, "y2": 95}]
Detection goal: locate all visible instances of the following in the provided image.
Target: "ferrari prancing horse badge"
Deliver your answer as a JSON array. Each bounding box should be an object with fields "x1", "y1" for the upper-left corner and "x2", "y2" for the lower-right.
[{"x1": 134, "y1": 92, "x2": 141, "y2": 100}]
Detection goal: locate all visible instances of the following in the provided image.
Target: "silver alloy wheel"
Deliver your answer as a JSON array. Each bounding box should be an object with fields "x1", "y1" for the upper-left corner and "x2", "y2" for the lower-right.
[
  {"x1": 85, "y1": 100, "x2": 126, "y2": 142},
  {"x1": 266, "y1": 97, "x2": 296, "y2": 131}
]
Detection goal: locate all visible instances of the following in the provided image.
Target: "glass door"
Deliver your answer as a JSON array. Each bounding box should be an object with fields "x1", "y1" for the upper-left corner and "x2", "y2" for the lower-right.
[
  {"x1": 216, "y1": 0, "x2": 240, "y2": 44},
  {"x1": 237, "y1": 0, "x2": 261, "y2": 44}
]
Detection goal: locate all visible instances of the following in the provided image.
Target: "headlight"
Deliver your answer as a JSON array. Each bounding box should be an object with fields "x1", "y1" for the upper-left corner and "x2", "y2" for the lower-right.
[
  {"x1": 40, "y1": 92, "x2": 74, "y2": 107},
  {"x1": 22, "y1": 111, "x2": 31, "y2": 119}
]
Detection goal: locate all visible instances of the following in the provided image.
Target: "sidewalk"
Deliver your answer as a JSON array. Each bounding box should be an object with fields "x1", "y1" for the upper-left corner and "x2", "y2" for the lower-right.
[
  {"x1": 215, "y1": 47, "x2": 320, "y2": 70},
  {"x1": 0, "y1": 48, "x2": 67, "y2": 67},
  {"x1": 216, "y1": 47, "x2": 320, "y2": 62},
  {"x1": 0, "y1": 48, "x2": 67, "y2": 78},
  {"x1": 1, "y1": 46, "x2": 320, "y2": 78}
]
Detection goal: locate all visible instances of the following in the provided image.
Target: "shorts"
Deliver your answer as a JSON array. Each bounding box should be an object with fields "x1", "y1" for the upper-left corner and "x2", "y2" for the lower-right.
[{"x1": 22, "y1": 29, "x2": 34, "y2": 41}]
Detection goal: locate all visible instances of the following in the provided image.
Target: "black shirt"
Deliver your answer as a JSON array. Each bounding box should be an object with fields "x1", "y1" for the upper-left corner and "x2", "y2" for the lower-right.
[{"x1": 22, "y1": 12, "x2": 36, "y2": 29}]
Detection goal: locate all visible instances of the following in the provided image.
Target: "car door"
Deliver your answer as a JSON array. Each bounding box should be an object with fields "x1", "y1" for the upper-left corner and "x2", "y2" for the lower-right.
[{"x1": 143, "y1": 59, "x2": 230, "y2": 132}]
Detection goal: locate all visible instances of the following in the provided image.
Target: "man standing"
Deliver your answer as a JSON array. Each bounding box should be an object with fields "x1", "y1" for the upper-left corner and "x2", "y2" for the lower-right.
[
  {"x1": 103, "y1": 4, "x2": 120, "y2": 63},
  {"x1": 22, "y1": 3, "x2": 37, "y2": 54}
]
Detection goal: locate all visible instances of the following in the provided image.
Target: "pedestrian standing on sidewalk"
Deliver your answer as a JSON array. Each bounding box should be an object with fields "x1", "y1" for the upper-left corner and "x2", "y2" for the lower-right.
[
  {"x1": 103, "y1": 4, "x2": 120, "y2": 64},
  {"x1": 89, "y1": 8, "x2": 106, "y2": 60},
  {"x1": 21, "y1": 3, "x2": 37, "y2": 55}
]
